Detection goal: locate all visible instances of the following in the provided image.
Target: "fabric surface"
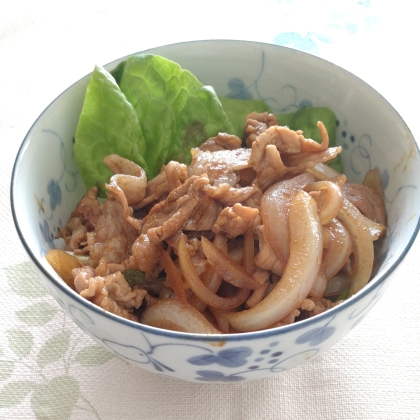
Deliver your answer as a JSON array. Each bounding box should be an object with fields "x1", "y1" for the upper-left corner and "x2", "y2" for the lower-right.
[{"x1": 1, "y1": 1, "x2": 419, "y2": 418}]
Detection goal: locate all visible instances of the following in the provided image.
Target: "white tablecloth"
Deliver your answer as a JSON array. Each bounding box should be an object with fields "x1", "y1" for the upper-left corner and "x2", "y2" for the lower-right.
[{"x1": 1, "y1": 1, "x2": 419, "y2": 418}]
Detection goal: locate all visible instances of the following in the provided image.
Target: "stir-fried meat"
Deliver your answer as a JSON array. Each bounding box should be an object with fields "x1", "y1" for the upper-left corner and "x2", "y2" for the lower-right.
[
  {"x1": 249, "y1": 125, "x2": 307, "y2": 165},
  {"x1": 252, "y1": 144, "x2": 288, "y2": 191},
  {"x1": 248, "y1": 122, "x2": 337, "y2": 190},
  {"x1": 281, "y1": 147, "x2": 342, "y2": 174},
  {"x1": 61, "y1": 216, "x2": 88, "y2": 253},
  {"x1": 86, "y1": 199, "x2": 139, "y2": 266},
  {"x1": 202, "y1": 183, "x2": 262, "y2": 208},
  {"x1": 342, "y1": 183, "x2": 387, "y2": 225},
  {"x1": 103, "y1": 154, "x2": 147, "y2": 205},
  {"x1": 134, "y1": 170, "x2": 168, "y2": 209},
  {"x1": 244, "y1": 112, "x2": 278, "y2": 148},
  {"x1": 56, "y1": 106, "x2": 390, "y2": 334},
  {"x1": 213, "y1": 203, "x2": 259, "y2": 238},
  {"x1": 184, "y1": 195, "x2": 223, "y2": 231},
  {"x1": 129, "y1": 233, "x2": 162, "y2": 275},
  {"x1": 142, "y1": 175, "x2": 210, "y2": 243},
  {"x1": 199, "y1": 132, "x2": 242, "y2": 152},
  {"x1": 307, "y1": 297, "x2": 340, "y2": 316},
  {"x1": 106, "y1": 181, "x2": 141, "y2": 231},
  {"x1": 188, "y1": 148, "x2": 251, "y2": 186},
  {"x1": 58, "y1": 187, "x2": 101, "y2": 251},
  {"x1": 72, "y1": 186, "x2": 101, "y2": 227},
  {"x1": 73, "y1": 265, "x2": 147, "y2": 321},
  {"x1": 253, "y1": 224, "x2": 284, "y2": 276},
  {"x1": 165, "y1": 231, "x2": 201, "y2": 256},
  {"x1": 165, "y1": 161, "x2": 188, "y2": 192},
  {"x1": 103, "y1": 154, "x2": 143, "y2": 177}
]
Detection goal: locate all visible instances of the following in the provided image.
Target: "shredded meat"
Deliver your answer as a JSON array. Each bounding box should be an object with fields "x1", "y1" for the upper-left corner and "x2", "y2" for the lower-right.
[
  {"x1": 66, "y1": 217, "x2": 88, "y2": 252},
  {"x1": 103, "y1": 154, "x2": 147, "y2": 205},
  {"x1": 199, "y1": 132, "x2": 242, "y2": 152},
  {"x1": 141, "y1": 175, "x2": 210, "y2": 243},
  {"x1": 86, "y1": 199, "x2": 138, "y2": 266},
  {"x1": 56, "y1": 108, "x2": 389, "y2": 333},
  {"x1": 254, "y1": 224, "x2": 284, "y2": 276},
  {"x1": 184, "y1": 195, "x2": 223, "y2": 231},
  {"x1": 202, "y1": 183, "x2": 262, "y2": 207},
  {"x1": 307, "y1": 297, "x2": 341, "y2": 316},
  {"x1": 58, "y1": 187, "x2": 100, "y2": 253},
  {"x1": 164, "y1": 161, "x2": 188, "y2": 192},
  {"x1": 244, "y1": 112, "x2": 278, "y2": 148},
  {"x1": 213, "y1": 203, "x2": 259, "y2": 238},
  {"x1": 188, "y1": 148, "x2": 251, "y2": 186},
  {"x1": 248, "y1": 122, "x2": 340, "y2": 190},
  {"x1": 74, "y1": 186, "x2": 101, "y2": 226},
  {"x1": 129, "y1": 233, "x2": 162, "y2": 275},
  {"x1": 73, "y1": 264, "x2": 147, "y2": 321},
  {"x1": 134, "y1": 170, "x2": 168, "y2": 209}
]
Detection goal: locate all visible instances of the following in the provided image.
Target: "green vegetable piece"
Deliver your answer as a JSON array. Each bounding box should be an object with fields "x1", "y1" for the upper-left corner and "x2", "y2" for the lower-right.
[
  {"x1": 110, "y1": 60, "x2": 127, "y2": 85},
  {"x1": 123, "y1": 269, "x2": 165, "y2": 294},
  {"x1": 218, "y1": 96, "x2": 272, "y2": 138},
  {"x1": 119, "y1": 54, "x2": 235, "y2": 177},
  {"x1": 74, "y1": 65, "x2": 148, "y2": 197},
  {"x1": 277, "y1": 107, "x2": 342, "y2": 172}
]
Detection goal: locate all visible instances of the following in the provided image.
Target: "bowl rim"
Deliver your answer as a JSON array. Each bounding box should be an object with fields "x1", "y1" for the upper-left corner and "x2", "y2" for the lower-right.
[{"x1": 10, "y1": 39, "x2": 420, "y2": 343}]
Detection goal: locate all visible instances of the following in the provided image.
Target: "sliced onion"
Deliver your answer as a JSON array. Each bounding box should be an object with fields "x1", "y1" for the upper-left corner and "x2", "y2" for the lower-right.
[
  {"x1": 245, "y1": 269, "x2": 270, "y2": 308},
  {"x1": 310, "y1": 163, "x2": 342, "y2": 179},
  {"x1": 208, "y1": 307, "x2": 230, "y2": 333},
  {"x1": 323, "y1": 219, "x2": 352, "y2": 279},
  {"x1": 362, "y1": 169, "x2": 385, "y2": 201},
  {"x1": 304, "y1": 180, "x2": 343, "y2": 225},
  {"x1": 310, "y1": 270, "x2": 328, "y2": 300},
  {"x1": 140, "y1": 298, "x2": 222, "y2": 334},
  {"x1": 243, "y1": 227, "x2": 255, "y2": 274},
  {"x1": 337, "y1": 198, "x2": 375, "y2": 297},
  {"x1": 260, "y1": 173, "x2": 316, "y2": 268},
  {"x1": 159, "y1": 248, "x2": 187, "y2": 303},
  {"x1": 178, "y1": 235, "x2": 249, "y2": 310},
  {"x1": 309, "y1": 219, "x2": 351, "y2": 299},
  {"x1": 188, "y1": 234, "x2": 226, "y2": 312},
  {"x1": 201, "y1": 236, "x2": 261, "y2": 290},
  {"x1": 227, "y1": 190, "x2": 323, "y2": 332},
  {"x1": 45, "y1": 249, "x2": 83, "y2": 290}
]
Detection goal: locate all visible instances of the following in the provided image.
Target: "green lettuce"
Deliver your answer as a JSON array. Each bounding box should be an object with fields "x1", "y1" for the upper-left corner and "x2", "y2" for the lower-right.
[
  {"x1": 218, "y1": 96, "x2": 272, "y2": 138},
  {"x1": 74, "y1": 65, "x2": 148, "y2": 197},
  {"x1": 74, "y1": 55, "x2": 342, "y2": 197},
  {"x1": 118, "y1": 54, "x2": 235, "y2": 177}
]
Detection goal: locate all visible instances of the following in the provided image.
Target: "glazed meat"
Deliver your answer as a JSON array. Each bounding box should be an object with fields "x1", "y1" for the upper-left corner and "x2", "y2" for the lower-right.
[{"x1": 53, "y1": 111, "x2": 386, "y2": 335}]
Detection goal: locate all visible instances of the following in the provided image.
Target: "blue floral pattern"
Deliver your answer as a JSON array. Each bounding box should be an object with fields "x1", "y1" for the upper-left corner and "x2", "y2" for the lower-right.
[
  {"x1": 47, "y1": 180, "x2": 62, "y2": 211},
  {"x1": 188, "y1": 347, "x2": 252, "y2": 368}
]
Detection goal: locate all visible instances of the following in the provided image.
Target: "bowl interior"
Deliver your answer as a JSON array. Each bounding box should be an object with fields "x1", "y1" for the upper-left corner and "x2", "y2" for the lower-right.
[{"x1": 11, "y1": 40, "x2": 420, "y2": 324}]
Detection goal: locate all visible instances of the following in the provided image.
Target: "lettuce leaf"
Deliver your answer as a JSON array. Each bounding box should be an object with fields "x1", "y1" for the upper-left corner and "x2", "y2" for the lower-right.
[
  {"x1": 218, "y1": 96, "x2": 272, "y2": 138},
  {"x1": 74, "y1": 65, "x2": 148, "y2": 197},
  {"x1": 119, "y1": 54, "x2": 235, "y2": 177}
]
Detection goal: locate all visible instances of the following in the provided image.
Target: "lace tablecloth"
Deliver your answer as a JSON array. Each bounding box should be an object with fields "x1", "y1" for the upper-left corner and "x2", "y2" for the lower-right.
[{"x1": 1, "y1": 1, "x2": 419, "y2": 418}]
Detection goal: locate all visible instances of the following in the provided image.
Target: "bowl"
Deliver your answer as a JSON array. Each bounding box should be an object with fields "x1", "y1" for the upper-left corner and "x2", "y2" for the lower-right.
[{"x1": 11, "y1": 40, "x2": 420, "y2": 383}]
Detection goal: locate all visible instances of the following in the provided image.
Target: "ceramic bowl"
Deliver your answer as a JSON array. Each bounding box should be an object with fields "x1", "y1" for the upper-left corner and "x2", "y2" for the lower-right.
[{"x1": 11, "y1": 40, "x2": 420, "y2": 383}]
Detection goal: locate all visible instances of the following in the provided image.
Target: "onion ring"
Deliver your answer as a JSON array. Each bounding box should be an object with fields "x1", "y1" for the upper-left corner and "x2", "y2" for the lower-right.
[
  {"x1": 227, "y1": 190, "x2": 323, "y2": 332},
  {"x1": 337, "y1": 198, "x2": 375, "y2": 297},
  {"x1": 178, "y1": 235, "x2": 249, "y2": 310},
  {"x1": 140, "y1": 298, "x2": 222, "y2": 335}
]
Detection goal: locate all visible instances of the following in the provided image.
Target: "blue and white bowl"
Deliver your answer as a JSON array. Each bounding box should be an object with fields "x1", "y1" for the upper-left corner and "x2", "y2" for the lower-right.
[{"x1": 11, "y1": 40, "x2": 420, "y2": 383}]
